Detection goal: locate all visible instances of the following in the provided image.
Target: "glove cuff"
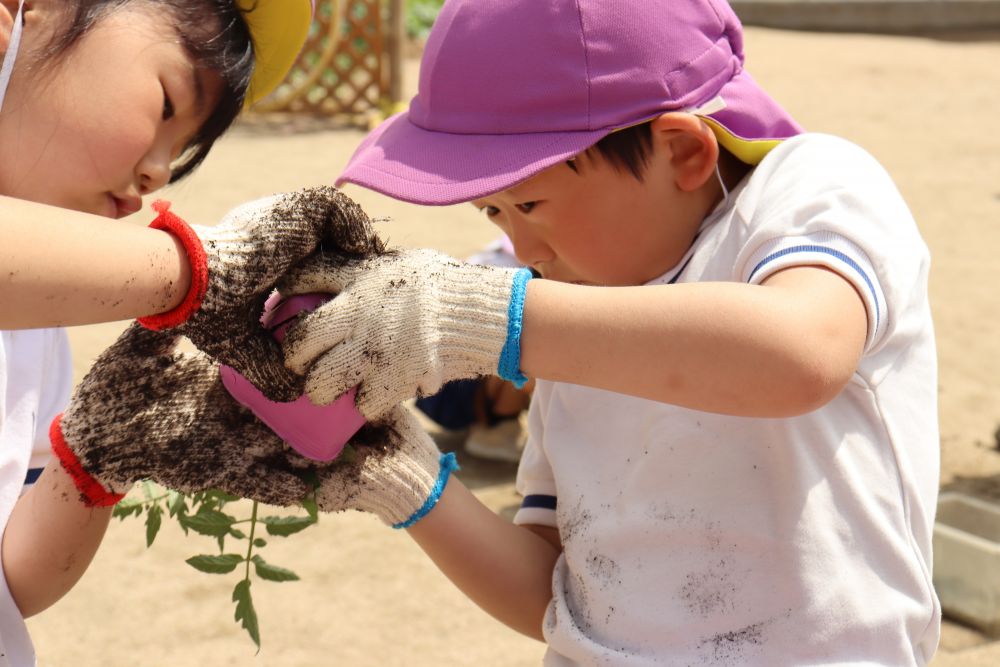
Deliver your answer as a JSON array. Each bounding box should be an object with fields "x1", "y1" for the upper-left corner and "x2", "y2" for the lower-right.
[
  {"x1": 435, "y1": 264, "x2": 531, "y2": 382},
  {"x1": 496, "y1": 267, "x2": 533, "y2": 388},
  {"x1": 49, "y1": 414, "x2": 125, "y2": 508},
  {"x1": 137, "y1": 200, "x2": 209, "y2": 331},
  {"x1": 392, "y1": 453, "x2": 459, "y2": 529},
  {"x1": 353, "y1": 437, "x2": 455, "y2": 527}
]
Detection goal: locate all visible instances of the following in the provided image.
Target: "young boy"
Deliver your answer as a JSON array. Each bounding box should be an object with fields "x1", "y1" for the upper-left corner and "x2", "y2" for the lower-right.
[{"x1": 176, "y1": 0, "x2": 943, "y2": 663}]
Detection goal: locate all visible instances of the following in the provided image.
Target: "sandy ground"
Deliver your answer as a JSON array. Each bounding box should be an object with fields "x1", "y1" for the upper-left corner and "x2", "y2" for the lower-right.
[{"x1": 23, "y1": 27, "x2": 1000, "y2": 666}]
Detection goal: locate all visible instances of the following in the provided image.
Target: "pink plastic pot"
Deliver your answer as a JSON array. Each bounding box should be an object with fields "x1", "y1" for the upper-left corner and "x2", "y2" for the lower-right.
[{"x1": 220, "y1": 293, "x2": 365, "y2": 462}]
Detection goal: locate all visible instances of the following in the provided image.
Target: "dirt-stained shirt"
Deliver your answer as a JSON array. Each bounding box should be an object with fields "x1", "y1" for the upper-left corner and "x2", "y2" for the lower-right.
[{"x1": 514, "y1": 133, "x2": 940, "y2": 666}]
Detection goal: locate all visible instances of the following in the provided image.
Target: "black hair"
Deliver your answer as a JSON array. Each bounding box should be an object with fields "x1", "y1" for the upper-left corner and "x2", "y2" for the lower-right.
[
  {"x1": 568, "y1": 122, "x2": 655, "y2": 181},
  {"x1": 44, "y1": 0, "x2": 254, "y2": 182}
]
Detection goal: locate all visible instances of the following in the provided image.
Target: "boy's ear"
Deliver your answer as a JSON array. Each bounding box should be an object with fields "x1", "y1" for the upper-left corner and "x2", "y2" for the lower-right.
[
  {"x1": 649, "y1": 112, "x2": 720, "y2": 193},
  {"x1": 0, "y1": 0, "x2": 16, "y2": 55}
]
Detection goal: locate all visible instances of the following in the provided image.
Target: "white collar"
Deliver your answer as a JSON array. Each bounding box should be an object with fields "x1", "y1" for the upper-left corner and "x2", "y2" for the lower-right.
[{"x1": 0, "y1": 0, "x2": 26, "y2": 112}]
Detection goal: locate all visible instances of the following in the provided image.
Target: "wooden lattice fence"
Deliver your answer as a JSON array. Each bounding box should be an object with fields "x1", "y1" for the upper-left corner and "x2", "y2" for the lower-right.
[{"x1": 252, "y1": 0, "x2": 404, "y2": 119}]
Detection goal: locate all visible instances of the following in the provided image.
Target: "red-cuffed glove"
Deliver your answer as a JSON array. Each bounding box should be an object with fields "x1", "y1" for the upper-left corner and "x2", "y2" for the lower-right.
[
  {"x1": 51, "y1": 322, "x2": 453, "y2": 522},
  {"x1": 138, "y1": 186, "x2": 384, "y2": 402},
  {"x1": 51, "y1": 323, "x2": 323, "y2": 507}
]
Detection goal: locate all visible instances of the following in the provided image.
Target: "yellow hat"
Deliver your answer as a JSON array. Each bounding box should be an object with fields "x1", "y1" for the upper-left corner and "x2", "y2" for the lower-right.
[{"x1": 235, "y1": 0, "x2": 314, "y2": 106}]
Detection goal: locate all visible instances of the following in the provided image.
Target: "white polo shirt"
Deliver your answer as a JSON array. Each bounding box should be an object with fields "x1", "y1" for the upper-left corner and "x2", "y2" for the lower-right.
[
  {"x1": 0, "y1": 328, "x2": 73, "y2": 667},
  {"x1": 515, "y1": 134, "x2": 940, "y2": 666}
]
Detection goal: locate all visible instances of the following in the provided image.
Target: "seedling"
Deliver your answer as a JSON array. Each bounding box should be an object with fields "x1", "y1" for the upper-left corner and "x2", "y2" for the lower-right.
[{"x1": 113, "y1": 481, "x2": 320, "y2": 649}]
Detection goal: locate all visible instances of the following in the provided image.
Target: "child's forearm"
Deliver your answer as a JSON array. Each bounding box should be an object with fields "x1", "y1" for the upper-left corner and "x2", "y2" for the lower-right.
[
  {"x1": 407, "y1": 479, "x2": 559, "y2": 641},
  {"x1": 1, "y1": 459, "x2": 113, "y2": 617},
  {"x1": 520, "y1": 265, "x2": 868, "y2": 418},
  {"x1": 0, "y1": 196, "x2": 189, "y2": 328}
]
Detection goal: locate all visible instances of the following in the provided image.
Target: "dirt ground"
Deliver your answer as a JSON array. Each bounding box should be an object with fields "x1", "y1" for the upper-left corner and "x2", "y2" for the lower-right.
[{"x1": 24, "y1": 27, "x2": 1000, "y2": 666}]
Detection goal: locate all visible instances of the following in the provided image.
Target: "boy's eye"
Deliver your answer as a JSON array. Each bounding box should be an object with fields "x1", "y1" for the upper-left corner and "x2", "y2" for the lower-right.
[
  {"x1": 478, "y1": 201, "x2": 537, "y2": 218},
  {"x1": 162, "y1": 87, "x2": 175, "y2": 121}
]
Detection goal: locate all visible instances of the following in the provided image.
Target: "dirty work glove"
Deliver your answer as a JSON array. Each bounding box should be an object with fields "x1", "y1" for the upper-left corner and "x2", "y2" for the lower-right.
[
  {"x1": 279, "y1": 248, "x2": 534, "y2": 420},
  {"x1": 137, "y1": 186, "x2": 384, "y2": 402},
  {"x1": 50, "y1": 323, "x2": 322, "y2": 508},
  {"x1": 316, "y1": 404, "x2": 457, "y2": 528}
]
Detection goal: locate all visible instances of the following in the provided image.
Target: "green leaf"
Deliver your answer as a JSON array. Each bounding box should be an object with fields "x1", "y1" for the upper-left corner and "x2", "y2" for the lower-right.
[
  {"x1": 229, "y1": 528, "x2": 247, "y2": 540},
  {"x1": 167, "y1": 490, "x2": 187, "y2": 518},
  {"x1": 186, "y1": 553, "x2": 244, "y2": 574},
  {"x1": 179, "y1": 508, "x2": 236, "y2": 537},
  {"x1": 205, "y1": 488, "x2": 241, "y2": 504},
  {"x1": 232, "y1": 579, "x2": 260, "y2": 649},
  {"x1": 112, "y1": 498, "x2": 144, "y2": 520},
  {"x1": 145, "y1": 504, "x2": 163, "y2": 547},
  {"x1": 251, "y1": 555, "x2": 299, "y2": 582},
  {"x1": 141, "y1": 480, "x2": 157, "y2": 501},
  {"x1": 252, "y1": 538, "x2": 267, "y2": 548},
  {"x1": 260, "y1": 516, "x2": 315, "y2": 537}
]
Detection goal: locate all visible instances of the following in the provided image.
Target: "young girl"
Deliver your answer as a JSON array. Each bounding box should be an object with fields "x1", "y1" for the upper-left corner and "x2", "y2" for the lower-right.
[{"x1": 0, "y1": 1, "x2": 319, "y2": 663}]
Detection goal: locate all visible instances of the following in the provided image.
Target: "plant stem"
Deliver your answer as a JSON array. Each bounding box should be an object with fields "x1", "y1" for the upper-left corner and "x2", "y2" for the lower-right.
[{"x1": 244, "y1": 500, "x2": 259, "y2": 580}]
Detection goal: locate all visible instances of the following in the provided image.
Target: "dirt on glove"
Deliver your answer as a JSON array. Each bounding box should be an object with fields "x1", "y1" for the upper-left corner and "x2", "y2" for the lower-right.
[{"x1": 280, "y1": 186, "x2": 387, "y2": 262}]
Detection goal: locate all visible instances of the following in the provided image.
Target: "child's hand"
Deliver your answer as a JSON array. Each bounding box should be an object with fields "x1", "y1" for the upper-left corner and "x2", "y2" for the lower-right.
[
  {"x1": 139, "y1": 186, "x2": 384, "y2": 402},
  {"x1": 278, "y1": 248, "x2": 530, "y2": 420},
  {"x1": 315, "y1": 404, "x2": 454, "y2": 528},
  {"x1": 50, "y1": 323, "x2": 322, "y2": 508}
]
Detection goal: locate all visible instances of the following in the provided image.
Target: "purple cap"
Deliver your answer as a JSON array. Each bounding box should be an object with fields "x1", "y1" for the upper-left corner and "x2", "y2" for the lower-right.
[{"x1": 337, "y1": 0, "x2": 803, "y2": 206}]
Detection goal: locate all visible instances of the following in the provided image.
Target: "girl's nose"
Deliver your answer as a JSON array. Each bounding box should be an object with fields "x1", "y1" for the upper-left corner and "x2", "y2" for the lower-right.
[{"x1": 137, "y1": 144, "x2": 172, "y2": 195}]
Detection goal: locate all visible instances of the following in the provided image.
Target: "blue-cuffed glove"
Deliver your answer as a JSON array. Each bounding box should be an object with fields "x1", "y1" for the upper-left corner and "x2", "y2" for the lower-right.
[
  {"x1": 316, "y1": 404, "x2": 458, "y2": 528},
  {"x1": 279, "y1": 248, "x2": 533, "y2": 420}
]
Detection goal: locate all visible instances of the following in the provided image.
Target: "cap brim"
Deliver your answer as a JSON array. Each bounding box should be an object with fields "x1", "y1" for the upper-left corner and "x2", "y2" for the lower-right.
[
  {"x1": 337, "y1": 113, "x2": 612, "y2": 206},
  {"x1": 238, "y1": 0, "x2": 313, "y2": 106},
  {"x1": 339, "y1": 68, "x2": 802, "y2": 206}
]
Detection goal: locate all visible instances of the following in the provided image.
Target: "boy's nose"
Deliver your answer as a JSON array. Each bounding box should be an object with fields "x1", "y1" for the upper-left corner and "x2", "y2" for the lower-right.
[{"x1": 507, "y1": 221, "x2": 554, "y2": 271}]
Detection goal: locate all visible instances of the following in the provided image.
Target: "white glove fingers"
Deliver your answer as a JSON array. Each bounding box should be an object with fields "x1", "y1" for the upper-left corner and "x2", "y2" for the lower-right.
[
  {"x1": 304, "y1": 344, "x2": 373, "y2": 407},
  {"x1": 278, "y1": 254, "x2": 369, "y2": 297},
  {"x1": 281, "y1": 295, "x2": 358, "y2": 374},
  {"x1": 355, "y1": 364, "x2": 416, "y2": 421}
]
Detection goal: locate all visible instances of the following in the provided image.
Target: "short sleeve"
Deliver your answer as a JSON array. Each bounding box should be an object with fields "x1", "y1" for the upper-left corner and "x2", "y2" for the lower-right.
[
  {"x1": 743, "y1": 231, "x2": 886, "y2": 352},
  {"x1": 513, "y1": 381, "x2": 557, "y2": 528},
  {"x1": 23, "y1": 330, "x2": 73, "y2": 495},
  {"x1": 732, "y1": 134, "x2": 928, "y2": 356}
]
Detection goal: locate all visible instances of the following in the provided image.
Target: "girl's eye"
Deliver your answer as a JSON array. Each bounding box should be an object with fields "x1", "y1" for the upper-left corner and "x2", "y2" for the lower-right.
[
  {"x1": 162, "y1": 87, "x2": 175, "y2": 121},
  {"x1": 516, "y1": 202, "x2": 537, "y2": 214},
  {"x1": 481, "y1": 205, "x2": 501, "y2": 218}
]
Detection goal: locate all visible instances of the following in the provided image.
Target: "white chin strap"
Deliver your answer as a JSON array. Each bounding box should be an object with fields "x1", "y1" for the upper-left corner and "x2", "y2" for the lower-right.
[{"x1": 0, "y1": 0, "x2": 26, "y2": 113}]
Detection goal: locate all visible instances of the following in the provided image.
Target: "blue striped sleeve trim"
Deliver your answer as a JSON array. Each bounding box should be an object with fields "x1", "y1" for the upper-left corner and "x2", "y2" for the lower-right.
[
  {"x1": 747, "y1": 245, "x2": 880, "y2": 329},
  {"x1": 24, "y1": 467, "x2": 43, "y2": 486},
  {"x1": 521, "y1": 494, "x2": 557, "y2": 511}
]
